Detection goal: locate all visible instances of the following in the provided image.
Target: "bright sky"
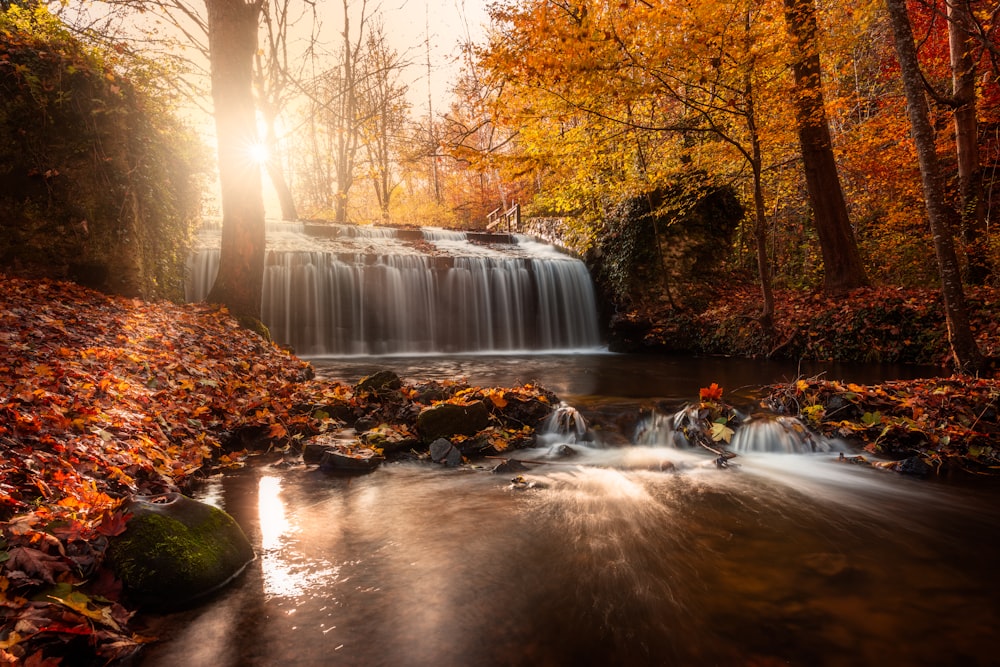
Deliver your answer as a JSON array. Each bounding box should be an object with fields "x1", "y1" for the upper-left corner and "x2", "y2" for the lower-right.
[
  {"x1": 63, "y1": 0, "x2": 493, "y2": 216},
  {"x1": 367, "y1": 0, "x2": 491, "y2": 112}
]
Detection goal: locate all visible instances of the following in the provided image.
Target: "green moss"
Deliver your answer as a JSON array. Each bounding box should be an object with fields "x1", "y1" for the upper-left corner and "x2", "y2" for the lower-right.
[
  {"x1": 235, "y1": 315, "x2": 272, "y2": 341},
  {"x1": 106, "y1": 495, "x2": 254, "y2": 608}
]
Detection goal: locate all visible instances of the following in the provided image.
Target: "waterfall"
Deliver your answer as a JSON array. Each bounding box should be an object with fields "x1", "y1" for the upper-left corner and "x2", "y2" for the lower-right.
[{"x1": 186, "y1": 222, "x2": 602, "y2": 355}]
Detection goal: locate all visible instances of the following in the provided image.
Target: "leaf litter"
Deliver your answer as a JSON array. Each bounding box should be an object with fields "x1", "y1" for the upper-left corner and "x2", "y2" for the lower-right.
[{"x1": 0, "y1": 276, "x2": 556, "y2": 663}]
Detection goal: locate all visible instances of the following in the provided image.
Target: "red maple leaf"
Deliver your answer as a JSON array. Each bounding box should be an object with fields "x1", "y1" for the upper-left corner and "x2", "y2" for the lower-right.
[
  {"x1": 95, "y1": 510, "x2": 131, "y2": 537},
  {"x1": 699, "y1": 383, "x2": 724, "y2": 402}
]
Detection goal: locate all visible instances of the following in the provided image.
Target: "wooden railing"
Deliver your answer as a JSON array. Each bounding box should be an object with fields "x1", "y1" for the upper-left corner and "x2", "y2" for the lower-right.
[{"x1": 486, "y1": 202, "x2": 521, "y2": 232}]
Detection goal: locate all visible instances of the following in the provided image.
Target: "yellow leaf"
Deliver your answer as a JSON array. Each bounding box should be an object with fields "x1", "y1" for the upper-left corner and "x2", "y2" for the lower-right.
[
  {"x1": 710, "y1": 422, "x2": 734, "y2": 444},
  {"x1": 48, "y1": 590, "x2": 122, "y2": 631}
]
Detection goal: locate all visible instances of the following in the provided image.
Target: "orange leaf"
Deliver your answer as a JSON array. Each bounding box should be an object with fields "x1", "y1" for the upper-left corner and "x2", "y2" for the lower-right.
[{"x1": 699, "y1": 383, "x2": 723, "y2": 402}]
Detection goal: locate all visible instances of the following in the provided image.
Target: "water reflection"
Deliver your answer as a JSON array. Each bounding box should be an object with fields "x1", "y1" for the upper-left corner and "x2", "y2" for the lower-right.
[
  {"x1": 136, "y1": 355, "x2": 995, "y2": 667},
  {"x1": 257, "y1": 475, "x2": 343, "y2": 601},
  {"x1": 139, "y1": 453, "x2": 1000, "y2": 667},
  {"x1": 258, "y1": 475, "x2": 288, "y2": 552}
]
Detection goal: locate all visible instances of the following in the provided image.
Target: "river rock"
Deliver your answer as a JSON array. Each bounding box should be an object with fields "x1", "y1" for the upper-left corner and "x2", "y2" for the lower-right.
[
  {"x1": 491, "y1": 393, "x2": 558, "y2": 429},
  {"x1": 359, "y1": 424, "x2": 419, "y2": 454},
  {"x1": 429, "y1": 438, "x2": 462, "y2": 466},
  {"x1": 491, "y1": 458, "x2": 529, "y2": 474},
  {"x1": 416, "y1": 400, "x2": 490, "y2": 442},
  {"x1": 302, "y1": 441, "x2": 327, "y2": 464},
  {"x1": 355, "y1": 370, "x2": 402, "y2": 394},
  {"x1": 896, "y1": 455, "x2": 931, "y2": 477},
  {"x1": 105, "y1": 493, "x2": 255, "y2": 609}
]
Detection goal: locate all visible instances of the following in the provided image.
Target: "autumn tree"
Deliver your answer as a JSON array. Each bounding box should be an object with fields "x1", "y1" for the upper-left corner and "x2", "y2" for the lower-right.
[
  {"x1": 944, "y1": 0, "x2": 990, "y2": 283},
  {"x1": 202, "y1": 0, "x2": 267, "y2": 325},
  {"x1": 48, "y1": 0, "x2": 268, "y2": 317},
  {"x1": 441, "y1": 54, "x2": 519, "y2": 227},
  {"x1": 253, "y1": 0, "x2": 320, "y2": 221},
  {"x1": 477, "y1": 0, "x2": 801, "y2": 331},
  {"x1": 330, "y1": 0, "x2": 365, "y2": 223},
  {"x1": 885, "y1": 0, "x2": 984, "y2": 369},
  {"x1": 782, "y1": 0, "x2": 869, "y2": 291}
]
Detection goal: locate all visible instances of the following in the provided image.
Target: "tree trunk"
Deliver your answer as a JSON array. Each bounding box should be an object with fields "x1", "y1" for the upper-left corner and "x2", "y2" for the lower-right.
[
  {"x1": 783, "y1": 0, "x2": 869, "y2": 292},
  {"x1": 948, "y1": 0, "x2": 990, "y2": 284},
  {"x1": 885, "y1": 0, "x2": 983, "y2": 370},
  {"x1": 203, "y1": 0, "x2": 266, "y2": 323},
  {"x1": 334, "y1": 0, "x2": 357, "y2": 224},
  {"x1": 263, "y1": 113, "x2": 298, "y2": 221},
  {"x1": 745, "y1": 74, "x2": 775, "y2": 336}
]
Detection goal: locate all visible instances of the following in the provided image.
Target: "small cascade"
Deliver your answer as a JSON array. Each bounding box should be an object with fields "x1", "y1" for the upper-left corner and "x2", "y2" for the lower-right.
[
  {"x1": 186, "y1": 221, "x2": 602, "y2": 355},
  {"x1": 730, "y1": 416, "x2": 839, "y2": 453},
  {"x1": 633, "y1": 407, "x2": 839, "y2": 454},
  {"x1": 539, "y1": 403, "x2": 590, "y2": 444},
  {"x1": 633, "y1": 411, "x2": 686, "y2": 448}
]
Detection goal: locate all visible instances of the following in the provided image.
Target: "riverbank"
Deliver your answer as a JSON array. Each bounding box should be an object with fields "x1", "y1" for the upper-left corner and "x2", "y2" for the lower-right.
[
  {"x1": 0, "y1": 276, "x2": 553, "y2": 663},
  {"x1": 1, "y1": 275, "x2": 998, "y2": 663},
  {"x1": 609, "y1": 284, "x2": 1000, "y2": 365}
]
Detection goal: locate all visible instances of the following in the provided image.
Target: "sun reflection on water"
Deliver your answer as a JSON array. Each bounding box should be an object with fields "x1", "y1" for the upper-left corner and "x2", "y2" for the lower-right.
[
  {"x1": 258, "y1": 475, "x2": 289, "y2": 551},
  {"x1": 257, "y1": 474, "x2": 342, "y2": 600}
]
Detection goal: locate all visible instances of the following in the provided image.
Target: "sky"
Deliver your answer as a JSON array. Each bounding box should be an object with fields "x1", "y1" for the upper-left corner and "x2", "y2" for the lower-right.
[
  {"x1": 63, "y1": 0, "x2": 494, "y2": 216},
  {"x1": 329, "y1": 0, "x2": 491, "y2": 112}
]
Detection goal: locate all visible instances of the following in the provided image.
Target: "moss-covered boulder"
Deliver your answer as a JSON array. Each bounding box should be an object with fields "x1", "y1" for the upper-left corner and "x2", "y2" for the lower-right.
[{"x1": 105, "y1": 493, "x2": 254, "y2": 608}]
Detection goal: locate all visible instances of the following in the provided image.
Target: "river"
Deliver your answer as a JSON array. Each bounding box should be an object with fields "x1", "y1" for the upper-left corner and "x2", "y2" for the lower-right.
[{"x1": 135, "y1": 353, "x2": 1000, "y2": 667}]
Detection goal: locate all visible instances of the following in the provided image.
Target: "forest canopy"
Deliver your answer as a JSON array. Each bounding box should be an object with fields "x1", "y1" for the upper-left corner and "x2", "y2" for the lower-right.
[{"x1": 450, "y1": 0, "x2": 1000, "y2": 292}]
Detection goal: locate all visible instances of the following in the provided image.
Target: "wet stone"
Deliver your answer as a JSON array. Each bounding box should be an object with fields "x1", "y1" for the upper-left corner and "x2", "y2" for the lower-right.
[
  {"x1": 429, "y1": 438, "x2": 462, "y2": 466},
  {"x1": 490, "y1": 458, "x2": 529, "y2": 474},
  {"x1": 355, "y1": 370, "x2": 402, "y2": 394},
  {"x1": 105, "y1": 493, "x2": 254, "y2": 609},
  {"x1": 416, "y1": 400, "x2": 490, "y2": 442}
]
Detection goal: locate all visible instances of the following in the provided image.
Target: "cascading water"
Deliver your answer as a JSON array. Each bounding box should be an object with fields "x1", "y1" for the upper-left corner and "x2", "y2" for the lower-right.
[
  {"x1": 633, "y1": 407, "x2": 841, "y2": 454},
  {"x1": 186, "y1": 221, "x2": 602, "y2": 355}
]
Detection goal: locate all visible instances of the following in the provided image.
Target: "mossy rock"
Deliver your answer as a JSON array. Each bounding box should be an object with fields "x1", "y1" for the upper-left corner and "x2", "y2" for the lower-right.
[{"x1": 105, "y1": 493, "x2": 255, "y2": 608}]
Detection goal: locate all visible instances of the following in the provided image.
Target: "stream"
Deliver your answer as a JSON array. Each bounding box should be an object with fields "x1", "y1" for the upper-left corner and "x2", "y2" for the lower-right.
[{"x1": 135, "y1": 354, "x2": 1000, "y2": 667}]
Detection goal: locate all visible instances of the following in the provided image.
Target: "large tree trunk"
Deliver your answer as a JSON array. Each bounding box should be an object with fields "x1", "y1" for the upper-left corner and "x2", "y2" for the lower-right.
[
  {"x1": 783, "y1": 0, "x2": 869, "y2": 292},
  {"x1": 948, "y1": 0, "x2": 990, "y2": 284},
  {"x1": 885, "y1": 0, "x2": 983, "y2": 371},
  {"x1": 204, "y1": 0, "x2": 266, "y2": 323}
]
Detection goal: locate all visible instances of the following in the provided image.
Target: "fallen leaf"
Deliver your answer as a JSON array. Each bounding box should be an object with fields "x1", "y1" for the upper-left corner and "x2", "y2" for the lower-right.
[{"x1": 6, "y1": 547, "x2": 71, "y2": 585}]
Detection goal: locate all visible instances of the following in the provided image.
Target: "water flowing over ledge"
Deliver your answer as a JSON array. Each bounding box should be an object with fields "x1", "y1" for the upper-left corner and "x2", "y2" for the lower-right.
[{"x1": 186, "y1": 221, "x2": 602, "y2": 356}]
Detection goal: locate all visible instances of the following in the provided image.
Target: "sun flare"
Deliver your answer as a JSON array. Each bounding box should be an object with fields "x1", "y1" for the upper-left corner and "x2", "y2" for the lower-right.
[{"x1": 247, "y1": 141, "x2": 269, "y2": 165}]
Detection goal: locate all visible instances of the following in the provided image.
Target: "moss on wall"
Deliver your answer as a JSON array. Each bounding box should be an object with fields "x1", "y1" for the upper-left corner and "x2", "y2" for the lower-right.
[{"x1": 0, "y1": 6, "x2": 206, "y2": 299}]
